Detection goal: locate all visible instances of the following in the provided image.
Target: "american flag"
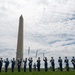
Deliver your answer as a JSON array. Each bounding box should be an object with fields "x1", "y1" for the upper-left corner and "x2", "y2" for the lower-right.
[{"x1": 28, "y1": 47, "x2": 30, "y2": 55}]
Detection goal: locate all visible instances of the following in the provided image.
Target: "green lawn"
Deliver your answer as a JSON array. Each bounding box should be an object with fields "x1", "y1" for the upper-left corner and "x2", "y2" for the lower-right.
[
  {"x1": 0, "y1": 69, "x2": 75, "y2": 75},
  {"x1": 0, "y1": 71, "x2": 75, "y2": 75}
]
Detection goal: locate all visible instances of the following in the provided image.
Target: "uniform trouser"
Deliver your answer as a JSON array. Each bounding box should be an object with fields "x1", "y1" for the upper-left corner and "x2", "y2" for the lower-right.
[
  {"x1": 59, "y1": 64, "x2": 62, "y2": 71},
  {"x1": 18, "y1": 66, "x2": 20, "y2": 72},
  {"x1": 24, "y1": 66, "x2": 26, "y2": 72},
  {"x1": 29, "y1": 65, "x2": 32, "y2": 72},
  {"x1": 37, "y1": 66, "x2": 40, "y2": 71},
  {"x1": 66, "y1": 64, "x2": 69, "y2": 71},
  {"x1": 5, "y1": 66, "x2": 8, "y2": 72},
  {"x1": 45, "y1": 65, "x2": 48, "y2": 71},
  {"x1": 11, "y1": 66, "x2": 14, "y2": 72},
  {"x1": 52, "y1": 65, "x2": 55, "y2": 71},
  {"x1": 0, "y1": 66, "x2": 2, "y2": 72},
  {"x1": 34, "y1": 67, "x2": 36, "y2": 71},
  {"x1": 73, "y1": 64, "x2": 75, "y2": 70}
]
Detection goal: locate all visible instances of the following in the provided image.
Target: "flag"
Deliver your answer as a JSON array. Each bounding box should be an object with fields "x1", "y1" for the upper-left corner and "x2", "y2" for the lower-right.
[
  {"x1": 43, "y1": 53, "x2": 45, "y2": 58},
  {"x1": 28, "y1": 47, "x2": 30, "y2": 55},
  {"x1": 35, "y1": 50, "x2": 38, "y2": 58}
]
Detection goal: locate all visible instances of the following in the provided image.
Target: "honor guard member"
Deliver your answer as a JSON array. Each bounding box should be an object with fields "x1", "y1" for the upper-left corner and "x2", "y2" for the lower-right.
[
  {"x1": 71, "y1": 57, "x2": 75, "y2": 70},
  {"x1": 64, "y1": 57, "x2": 69, "y2": 71},
  {"x1": 58, "y1": 57, "x2": 63, "y2": 71},
  {"x1": 11, "y1": 58, "x2": 15, "y2": 72},
  {"x1": 4, "y1": 58, "x2": 9, "y2": 72},
  {"x1": 50, "y1": 57, "x2": 55, "y2": 71},
  {"x1": 23, "y1": 58, "x2": 27, "y2": 72},
  {"x1": 28, "y1": 57, "x2": 33, "y2": 72},
  {"x1": 17, "y1": 58, "x2": 21, "y2": 72},
  {"x1": 0, "y1": 58, "x2": 3, "y2": 72},
  {"x1": 43, "y1": 57, "x2": 48, "y2": 72},
  {"x1": 33, "y1": 62, "x2": 37, "y2": 71},
  {"x1": 37, "y1": 57, "x2": 41, "y2": 72}
]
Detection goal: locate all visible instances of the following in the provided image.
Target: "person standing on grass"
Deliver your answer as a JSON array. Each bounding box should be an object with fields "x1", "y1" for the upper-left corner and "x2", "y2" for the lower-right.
[
  {"x1": 4, "y1": 58, "x2": 9, "y2": 72},
  {"x1": 17, "y1": 58, "x2": 21, "y2": 72},
  {"x1": 11, "y1": 58, "x2": 15, "y2": 72},
  {"x1": 37, "y1": 57, "x2": 41, "y2": 72},
  {"x1": 33, "y1": 62, "x2": 37, "y2": 71},
  {"x1": 0, "y1": 58, "x2": 3, "y2": 72},
  {"x1": 64, "y1": 57, "x2": 69, "y2": 71},
  {"x1": 23, "y1": 58, "x2": 27, "y2": 72},
  {"x1": 28, "y1": 57, "x2": 33, "y2": 72},
  {"x1": 71, "y1": 56, "x2": 75, "y2": 70},
  {"x1": 58, "y1": 57, "x2": 63, "y2": 71},
  {"x1": 43, "y1": 57, "x2": 48, "y2": 72},
  {"x1": 50, "y1": 57, "x2": 55, "y2": 71}
]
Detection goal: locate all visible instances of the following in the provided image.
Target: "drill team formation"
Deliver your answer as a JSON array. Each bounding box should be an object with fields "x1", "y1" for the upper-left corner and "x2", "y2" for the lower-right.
[{"x1": 0, "y1": 56, "x2": 75, "y2": 72}]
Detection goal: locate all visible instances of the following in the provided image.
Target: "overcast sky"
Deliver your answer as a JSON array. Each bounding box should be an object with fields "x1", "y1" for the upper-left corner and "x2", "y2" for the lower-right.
[{"x1": 0, "y1": 0, "x2": 75, "y2": 67}]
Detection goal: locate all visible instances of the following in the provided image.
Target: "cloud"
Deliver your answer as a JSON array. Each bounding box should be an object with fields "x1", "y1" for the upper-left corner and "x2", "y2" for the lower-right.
[{"x1": 0, "y1": 0, "x2": 75, "y2": 67}]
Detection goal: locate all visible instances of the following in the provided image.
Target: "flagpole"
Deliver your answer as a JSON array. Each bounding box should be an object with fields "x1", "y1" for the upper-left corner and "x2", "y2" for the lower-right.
[{"x1": 28, "y1": 47, "x2": 30, "y2": 60}]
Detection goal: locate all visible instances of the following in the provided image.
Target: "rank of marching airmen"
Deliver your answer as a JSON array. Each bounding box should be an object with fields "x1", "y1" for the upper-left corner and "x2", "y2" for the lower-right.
[
  {"x1": 58, "y1": 57, "x2": 63, "y2": 71},
  {"x1": 0, "y1": 57, "x2": 75, "y2": 72}
]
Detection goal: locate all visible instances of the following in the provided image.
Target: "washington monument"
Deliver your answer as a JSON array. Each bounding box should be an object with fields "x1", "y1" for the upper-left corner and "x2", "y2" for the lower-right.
[{"x1": 16, "y1": 15, "x2": 24, "y2": 63}]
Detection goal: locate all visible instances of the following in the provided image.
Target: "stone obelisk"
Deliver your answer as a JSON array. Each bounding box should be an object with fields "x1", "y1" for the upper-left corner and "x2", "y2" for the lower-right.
[{"x1": 16, "y1": 15, "x2": 23, "y2": 65}]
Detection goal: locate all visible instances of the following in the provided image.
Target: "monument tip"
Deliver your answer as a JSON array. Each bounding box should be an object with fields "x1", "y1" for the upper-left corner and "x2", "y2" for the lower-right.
[{"x1": 20, "y1": 15, "x2": 23, "y2": 18}]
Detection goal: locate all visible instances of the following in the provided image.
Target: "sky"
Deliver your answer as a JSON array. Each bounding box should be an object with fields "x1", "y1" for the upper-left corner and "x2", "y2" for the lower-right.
[{"x1": 0, "y1": 0, "x2": 75, "y2": 68}]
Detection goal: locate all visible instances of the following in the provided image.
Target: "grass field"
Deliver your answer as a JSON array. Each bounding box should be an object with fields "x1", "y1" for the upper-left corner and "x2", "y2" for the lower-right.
[
  {"x1": 0, "y1": 69, "x2": 75, "y2": 75},
  {"x1": 0, "y1": 71, "x2": 75, "y2": 75}
]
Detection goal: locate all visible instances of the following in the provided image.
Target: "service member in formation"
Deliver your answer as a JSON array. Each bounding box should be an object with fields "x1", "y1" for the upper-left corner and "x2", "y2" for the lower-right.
[
  {"x1": 28, "y1": 57, "x2": 33, "y2": 72},
  {"x1": 43, "y1": 57, "x2": 48, "y2": 72},
  {"x1": 64, "y1": 57, "x2": 69, "y2": 71},
  {"x1": 23, "y1": 58, "x2": 27, "y2": 72},
  {"x1": 0, "y1": 58, "x2": 3, "y2": 72},
  {"x1": 33, "y1": 62, "x2": 37, "y2": 71},
  {"x1": 11, "y1": 58, "x2": 15, "y2": 72},
  {"x1": 58, "y1": 57, "x2": 63, "y2": 71},
  {"x1": 71, "y1": 56, "x2": 75, "y2": 70},
  {"x1": 37, "y1": 57, "x2": 41, "y2": 72},
  {"x1": 4, "y1": 58, "x2": 9, "y2": 72},
  {"x1": 50, "y1": 57, "x2": 55, "y2": 71},
  {"x1": 17, "y1": 58, "x2": 22, "y2": 72}
]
